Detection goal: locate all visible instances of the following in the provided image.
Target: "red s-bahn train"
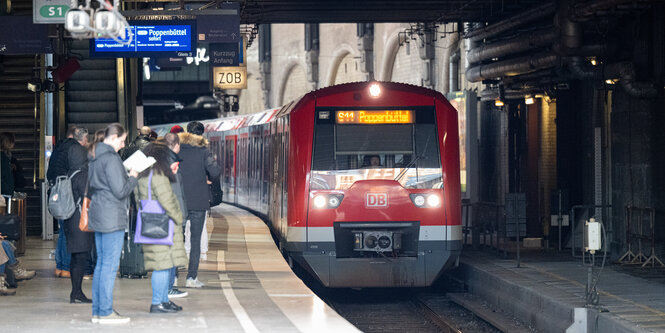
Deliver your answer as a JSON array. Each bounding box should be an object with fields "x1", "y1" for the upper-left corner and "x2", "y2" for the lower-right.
[{"x1": 155, "y1": 81, "x2": 462, "y2": 287}]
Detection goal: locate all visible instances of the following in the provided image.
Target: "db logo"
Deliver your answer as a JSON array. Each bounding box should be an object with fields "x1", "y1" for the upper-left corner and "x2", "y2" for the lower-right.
[{"x1": 366, "y1": 193, "x2": 388, "y2": 207}]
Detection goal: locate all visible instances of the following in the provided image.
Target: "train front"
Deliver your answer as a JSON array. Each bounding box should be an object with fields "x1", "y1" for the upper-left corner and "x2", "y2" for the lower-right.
[{"x1": 295, "y1": 83, "x2": 462, "y2": 288}]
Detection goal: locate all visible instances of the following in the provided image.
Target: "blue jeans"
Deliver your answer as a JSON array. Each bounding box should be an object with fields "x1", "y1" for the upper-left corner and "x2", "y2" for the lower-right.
[
  {"x1": 169, "y1": 266, "x2": 177, "y2": 291},
  {"x1": 186, "y1": 210, "x2": 206, "y2": 279},
  {"x1": 0, "y1": 240, "x2": 18, "y2": 274},
  {"x1": 56, "y1": 219, "x2": 71, "y2": 271},
  {"x1": 92, "y1": 230, "x2": 124, "y2": 317},
  {"x1": 151, "y1": 269, "x2": 170, "y2": 305}
]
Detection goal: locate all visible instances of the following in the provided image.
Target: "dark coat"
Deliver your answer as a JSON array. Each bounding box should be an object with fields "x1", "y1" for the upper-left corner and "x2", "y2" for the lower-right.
[
  {"x1": 47, "y1": 138, "x2": 79, "y2": 184},
  {"x1": 0, "y1": 152, "x2": 13, "y2": 196},
  {"x1": 121, "y1": 135, "x2": 151, "y2": 160},
  {"x1": 88, "y1": 142, "x2": 138, "y2": 233},
  {"x1": 166, "y1": 149, "x2": 187, "y2": 221},
  {"x1": 63, "y1": 143, "x2": 93, "y2": 253},
  {"x1": 177, "y1": 133, "x2": 221, "y2": 211}
]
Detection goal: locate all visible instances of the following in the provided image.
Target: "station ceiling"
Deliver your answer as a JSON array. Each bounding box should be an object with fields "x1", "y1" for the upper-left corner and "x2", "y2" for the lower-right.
[{"x1": 124, "y1": 0, "x2": 546, "y2": 23}]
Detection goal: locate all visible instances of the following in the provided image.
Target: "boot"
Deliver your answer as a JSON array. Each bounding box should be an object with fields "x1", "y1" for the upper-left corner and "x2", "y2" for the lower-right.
[
  {"x1": 8, "y1": 261, "x2": 36, "y2": 281},
  {"x1": 0, "y1": 276, "x2": 16, "y2": 296}
]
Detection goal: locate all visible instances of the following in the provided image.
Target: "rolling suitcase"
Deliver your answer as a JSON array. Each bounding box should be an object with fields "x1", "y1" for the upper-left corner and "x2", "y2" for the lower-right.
[{"x1": 118, "y1": 208, "x2": 147, "y2": 278}]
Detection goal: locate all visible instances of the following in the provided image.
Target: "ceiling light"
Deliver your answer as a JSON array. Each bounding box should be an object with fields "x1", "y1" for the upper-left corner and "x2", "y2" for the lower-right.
[
  {"x1": 525, "y1": 95, "x2": 534, "y2": 105},
  {"x1": 495, "y1": 99, "x2": 504, "y2": 107}
]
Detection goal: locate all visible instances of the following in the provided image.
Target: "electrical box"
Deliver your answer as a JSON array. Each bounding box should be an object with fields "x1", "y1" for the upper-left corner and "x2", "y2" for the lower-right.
[{"x1": 584, "y1": 218, "x2": 601, "y2": 253}]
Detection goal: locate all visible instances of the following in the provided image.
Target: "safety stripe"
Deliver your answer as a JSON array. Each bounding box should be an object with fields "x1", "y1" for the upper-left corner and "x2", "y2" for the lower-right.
[{"x1": 286, "y1": 225, "x2": 462, "y2": 242}]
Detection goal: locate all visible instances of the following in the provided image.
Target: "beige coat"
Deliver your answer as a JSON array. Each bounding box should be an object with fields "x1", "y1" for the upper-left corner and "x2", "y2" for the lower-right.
[{"x1": 135, "y1": 171, "x2": 187, "y2": 271}]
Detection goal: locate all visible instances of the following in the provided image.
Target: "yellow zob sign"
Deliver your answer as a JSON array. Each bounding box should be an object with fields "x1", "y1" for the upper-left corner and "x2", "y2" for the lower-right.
[{"x1": 213, "y1": 66, "x2": 247, "y2": 89}]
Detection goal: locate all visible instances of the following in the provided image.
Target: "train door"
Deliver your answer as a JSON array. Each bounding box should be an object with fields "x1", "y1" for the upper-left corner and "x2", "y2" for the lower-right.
[
  {"x1": 269, "y1": 121, "x2": 282, "y2": 234},
  {"x1": 224, "y1": 135, "x2": 237, "y2": 204}
]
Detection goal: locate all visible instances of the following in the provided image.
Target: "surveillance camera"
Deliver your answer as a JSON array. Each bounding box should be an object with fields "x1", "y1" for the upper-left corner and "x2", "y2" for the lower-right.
[
  {"x1": 95, "y1": 10, "x2": 122, "y2": 37},
  {"x1": 65, "y1": 9, "x2": 93, "y2": 39}
]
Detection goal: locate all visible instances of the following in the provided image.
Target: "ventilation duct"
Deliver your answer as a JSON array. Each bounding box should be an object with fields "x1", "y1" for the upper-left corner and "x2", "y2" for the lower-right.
[
  {"x1": 466, "y1": 52, "x2": 558, "y2": 82},
  {"x1": 463, "y1": 2, "x2": 556, "y2": 42},
  {"x1": 467, "y1": 29, "x2": 557, "y2": 65}
]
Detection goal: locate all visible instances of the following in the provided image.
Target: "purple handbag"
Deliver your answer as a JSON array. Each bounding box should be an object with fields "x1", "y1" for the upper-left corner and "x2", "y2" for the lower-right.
[{"x1": 134, "y1": 170, "x2": 174, "y2": 245}]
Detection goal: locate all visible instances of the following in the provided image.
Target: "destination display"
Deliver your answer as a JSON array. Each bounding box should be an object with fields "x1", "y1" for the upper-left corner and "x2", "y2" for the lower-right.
[
  {"x1": 336, "y1": 110, "x2": 414, "y2": 124},
  {"x1": 90, "y1": 20, "x2": 196, "y2": 58}
]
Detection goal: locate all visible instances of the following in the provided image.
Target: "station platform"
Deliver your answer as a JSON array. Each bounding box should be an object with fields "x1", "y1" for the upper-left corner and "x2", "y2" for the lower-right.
[
  {"x1": 1, "y1": 204, "x2": 358, "y2": 333},
  {"x1": 451, "y1": 249, "x2": 665, "y2": 333}
]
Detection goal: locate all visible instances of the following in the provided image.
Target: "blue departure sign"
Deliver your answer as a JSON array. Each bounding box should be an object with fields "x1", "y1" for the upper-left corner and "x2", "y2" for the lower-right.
[{"x1": 90, "y1": 20, "x2": 196, "y2": 58}]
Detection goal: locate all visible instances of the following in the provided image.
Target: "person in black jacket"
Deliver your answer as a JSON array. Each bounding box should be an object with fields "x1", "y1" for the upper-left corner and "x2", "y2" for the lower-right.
[
  {"x1": 62, "y1": 126, "x2": 94, "y2": 304},
  {"x1": 47, "y1": 126, "x2": 88, "y2": 279},
  {"x1": 178, "y1": 122, "x2": 221, "y2": 288},
  {"x1": 0, "y1": 132, "x2": 16, "y2": 196}
]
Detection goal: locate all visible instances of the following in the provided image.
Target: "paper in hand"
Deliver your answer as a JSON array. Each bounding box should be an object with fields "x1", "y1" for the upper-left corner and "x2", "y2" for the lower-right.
[{"x1": 123, "y1": 150, "x2": 156, "y2": 173}]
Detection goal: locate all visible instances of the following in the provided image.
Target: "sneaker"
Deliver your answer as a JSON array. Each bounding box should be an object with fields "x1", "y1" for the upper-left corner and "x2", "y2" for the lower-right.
[
  {"x1": 12, "y1": 267, "x2": 36, "y2": 281},
  {"x1": 59, "y1": 270, "x2": 70, "y2": 278},
  {"x1": 83, "y1": 274, "x2": 93, "y2": 280},
  {"x1": 168, "y1": 288, "x2": 188, "y2": 298},
  {"x1": 173, "y1": 277, "x2": 178, "y2": 286},
  {"x1": 98, "y1": 311, "x2": 130, "y2": 324},
  {"x1": 91, "y1": 316, "x2": 100, "y2": 324},
  {"x1": 185, "y1": 277, "x2": 204, "y2": 288}
]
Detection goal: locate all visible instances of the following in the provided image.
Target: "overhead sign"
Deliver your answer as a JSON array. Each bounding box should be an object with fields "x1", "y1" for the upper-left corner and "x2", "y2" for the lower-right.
[
  {"x1": 33, "y1": 0, "x2": 70, "y2": 24},
  {"x1": 90, "y1": 20, "x2": 196, "y2": 58},
  {"x1": 196, "y1": 3, "x2": 240, "y2": 43},
  {"x1": 335, "y1": 110, "x2": 414, "y2": 124},
  {"x1": 209, "y1": 43, "x2": 239, "y2": 66},
  {"x1": 213, "y1": 66, "x2": 247, "y2": 89},
  {"x1": 0, "y1": 16, "x2": 53, "y2": 54}
]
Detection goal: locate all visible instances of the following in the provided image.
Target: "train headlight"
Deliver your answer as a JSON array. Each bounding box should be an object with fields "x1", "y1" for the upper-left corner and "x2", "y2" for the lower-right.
[
  {"x1": 369, "y1": 83, "x2": 381, "y2": 97},
  {"x1": 312, "y1": 194, "x2": 344, "y2": 209},
  {"x1": 410, "y1": 194, "x2": 426, "y2": 207},
  {"x1": 313, "y1": 195, "x2": 327, "y2": 208},
  {"x1": 328, "y1": 195, "x2": 342, "y2": 208},
  {"x1": 427, "y1": 195, "x2": 441, "y2": 207}
]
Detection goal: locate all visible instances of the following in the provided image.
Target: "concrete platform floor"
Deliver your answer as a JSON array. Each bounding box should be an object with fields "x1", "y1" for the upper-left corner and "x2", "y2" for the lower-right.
[
  {"x1": 451, "y1": 250, "x2": 665, "y2": 333},
  {"x1": 0, "y1": 204, "x2": 358, "y2": 333}
]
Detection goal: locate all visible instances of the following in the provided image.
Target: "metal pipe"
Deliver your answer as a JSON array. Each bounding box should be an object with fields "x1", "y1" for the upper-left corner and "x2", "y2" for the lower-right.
[
  {"x1": 449, "y1": 47, "x2": 460, "y2": 92},
  {"x1": 467, "y1": 29, "x2": 557, "y2": 65},
  {"x1": 463, "y1": 2, "x2": 556, "y2": 42},
  {"x1": 572, "y1": 0, "x2": 649, "y2": 21},
  {"x1": 604, "y1": 62, "x2": 658, "y2": 98},
  {"x1": 466, "y1": 52, "x2": 558, "y2": 82}
]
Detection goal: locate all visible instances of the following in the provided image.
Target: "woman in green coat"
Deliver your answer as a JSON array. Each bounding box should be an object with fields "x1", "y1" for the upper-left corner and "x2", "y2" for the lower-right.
[{"x1": 135, "y1": 143, "x2": 188, "y2": 314}]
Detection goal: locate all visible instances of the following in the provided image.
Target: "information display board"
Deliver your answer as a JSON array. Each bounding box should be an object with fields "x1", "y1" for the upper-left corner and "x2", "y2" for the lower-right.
[{"x1": 90, "y1": 20, "x2": 196, "y2": 58}]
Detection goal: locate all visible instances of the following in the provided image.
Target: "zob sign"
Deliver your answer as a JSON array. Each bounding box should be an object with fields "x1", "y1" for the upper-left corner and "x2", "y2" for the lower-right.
[{"x1": 212, "y1": 66, "x2": 247, "y2": 89}]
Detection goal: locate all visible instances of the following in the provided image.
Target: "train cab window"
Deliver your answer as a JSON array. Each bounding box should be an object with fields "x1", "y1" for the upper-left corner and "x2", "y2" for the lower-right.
[{"x1": 311, "y1": 108, "x2": 442, "y2": 190}]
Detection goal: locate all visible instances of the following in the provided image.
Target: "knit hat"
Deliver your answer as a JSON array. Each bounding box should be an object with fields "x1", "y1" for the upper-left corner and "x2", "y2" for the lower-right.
[{"x1": 170, "y1": 125, "x2": 184, "y2": 133}]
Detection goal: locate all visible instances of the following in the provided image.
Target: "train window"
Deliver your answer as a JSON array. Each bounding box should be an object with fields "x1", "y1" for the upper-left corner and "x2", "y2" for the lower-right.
[{"x1": 311, "y1": 108, "x2": 442, "y2": 190}]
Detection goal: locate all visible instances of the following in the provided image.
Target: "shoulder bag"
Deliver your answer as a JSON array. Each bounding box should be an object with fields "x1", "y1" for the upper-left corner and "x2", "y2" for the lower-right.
[
  {"x1": 134, "y1": 170, "x2": 173, "y2": 245},
  {"x1": 78, "y1": 177, "x2": 93, "y2": 232}
]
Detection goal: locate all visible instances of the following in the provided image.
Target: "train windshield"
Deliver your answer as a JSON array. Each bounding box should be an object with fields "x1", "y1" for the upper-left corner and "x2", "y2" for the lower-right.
[{"x1": 311, "y1": 108, "x2": 442, "y2": 190}]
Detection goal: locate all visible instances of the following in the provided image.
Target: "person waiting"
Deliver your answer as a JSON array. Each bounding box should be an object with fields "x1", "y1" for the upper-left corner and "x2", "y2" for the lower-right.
[
  {"x1": 135, "y1": 143, "x2": 188, "y2": 313},
  {"x1": 0, "y1": 235, "x2": 36, "y2": 295}
]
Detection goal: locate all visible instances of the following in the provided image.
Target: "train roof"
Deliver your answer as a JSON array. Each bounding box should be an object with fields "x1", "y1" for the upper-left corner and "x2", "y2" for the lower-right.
[{"x1": 151, "y1": 81, "x2": 446, "y2": 136}]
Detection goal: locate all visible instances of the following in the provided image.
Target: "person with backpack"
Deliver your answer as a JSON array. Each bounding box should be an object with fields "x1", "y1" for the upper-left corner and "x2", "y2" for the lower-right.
[
  {"x1": 47, "y1": 126, "x2": 88, "y2": 279},
  {"x1": 62, "y1": 127, "x2": 93, "y2": 304}
]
